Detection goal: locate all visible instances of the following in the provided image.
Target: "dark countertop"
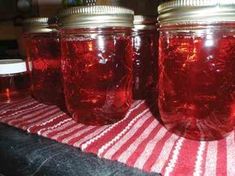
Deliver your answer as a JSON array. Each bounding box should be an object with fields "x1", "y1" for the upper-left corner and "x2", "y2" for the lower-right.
[{"x1": 0, "y1": 124, "x2": 159, "y2": 176}]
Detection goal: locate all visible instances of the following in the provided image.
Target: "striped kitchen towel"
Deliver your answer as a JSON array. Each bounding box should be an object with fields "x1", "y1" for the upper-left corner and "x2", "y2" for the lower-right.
[{"x1": 0, "y1": 97, "x2": 235, "y2": 176}]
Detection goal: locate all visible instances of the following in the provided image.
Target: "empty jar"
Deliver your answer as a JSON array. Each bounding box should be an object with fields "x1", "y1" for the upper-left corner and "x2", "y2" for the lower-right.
[
  {"x1": 59, "y1": 6, "x2": 134, "y2": 125},
  {"x1": 158, "y1": 0, "x2": 235, "y2": 140},
  {"x1": 24, "y1": 17, "x2": 65, "y2": 109},
  {"x1": 132, "y1": 15, "x2": 158, "y2": 100},
  {"x1": 0, "y1": 59, "x2": 30, "y2": 103}
]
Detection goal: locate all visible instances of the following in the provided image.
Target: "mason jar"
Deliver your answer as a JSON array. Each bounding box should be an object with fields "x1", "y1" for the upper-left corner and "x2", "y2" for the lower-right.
[
  {"x1": 59, "y1": 6, "x2": 134, "y2": 125},
  {"x1": 158, "y1": 0, "x2": 235, "y2": 140},
  {"x1": 0, "y1": 59, "x2": 30, "y2": 103},
  {"x1": 24, "y1": 17, "x2": 65, "y2": 109},
  {"x1": 132, "y1": 15, "x2": 158, "y2": 100}
]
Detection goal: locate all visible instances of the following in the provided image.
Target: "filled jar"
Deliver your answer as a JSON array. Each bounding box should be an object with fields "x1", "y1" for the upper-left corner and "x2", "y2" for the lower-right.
[
  {"x1": 0, "y1": 59, "x2": 30, "y2": 103},
  {"x1": 158, "y1": 0, "x2": 235, "y2": 140},
  {"x1": 59, "y1": 6, "x2": 134, "y2": 125},
  {"x1": 24, "y1": 17, "x2": 65, "y2": 109},
  {"x1": 132, "y1": 15, "x2": 158, "y2": 100}
]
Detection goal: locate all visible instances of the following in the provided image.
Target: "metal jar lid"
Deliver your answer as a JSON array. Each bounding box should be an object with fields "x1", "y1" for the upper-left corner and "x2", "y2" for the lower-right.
[
  {"x1": 58, "y1": 6, "x2": 134, "y2": 29},
  {"x1": 133, "y1": 15, "x2": 158, "y2": 30},
  {"x1": 0, "y1": 59, "x2": 27, "y2": 75},
  {"x1": 23, "y1": 17, "x2": 56, "y2": 33},
  {"x1": 158, "y1": 0, "x2": 235, "y2": 25}
]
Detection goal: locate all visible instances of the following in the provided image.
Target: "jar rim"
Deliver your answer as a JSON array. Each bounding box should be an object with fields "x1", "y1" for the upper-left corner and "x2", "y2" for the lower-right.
[
  {"x1": 23, "y1": 17, "x2": 57, "y2": 33},
  {"x1": 58, "y1": 5, "x2": 134, "y2": 29},
  {"x1": 134, "y1": 15, "x2": 158, "y2": 25},
  {"x1": 158, "y1": 0, "x2": 235, "y2": 25}
]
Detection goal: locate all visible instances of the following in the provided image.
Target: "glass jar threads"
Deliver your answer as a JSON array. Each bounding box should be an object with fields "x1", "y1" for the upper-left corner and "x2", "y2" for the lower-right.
[
  {"x1": 24, "y1": 17, "x2": 65, "y2": 109},
  {"x1": 132, "y1": 15, "x2": 158, "y2": 100},
  {"x1": 0, "y1": 59, "x2": 30, "y2": 103},
  {"x1": 158, "y1": 0, "x2": 235, "y2": 140},
  {"x1": 59, "y1": 6, "x2": 134, "y2": 125}
]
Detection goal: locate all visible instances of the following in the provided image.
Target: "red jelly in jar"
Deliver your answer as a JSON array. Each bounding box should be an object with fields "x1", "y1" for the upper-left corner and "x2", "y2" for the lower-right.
[
  {"x1": 24, "y1": 18, "x2": 65, "y2": 109},
  {"x1": 158, "y1": 0, "x2": 235, "y2": 140},
  {"x1": 0, "y1": 59, "x2": 30, "y2": 103},
  {"x1": 132, "y1": 16, "x2": 158, "y2": 100},
  {"x1": 59, "y1": 6, "x2": 134, "y2": 125}
]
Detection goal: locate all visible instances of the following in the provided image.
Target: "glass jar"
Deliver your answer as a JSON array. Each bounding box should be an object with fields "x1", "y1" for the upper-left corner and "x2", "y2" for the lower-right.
[
  {"x1": 132, "y1": 15, "x2": 158, "y2": 100},
  {"x1": 24, "y1": 18, "x2": 65, "y2": 109},
  {"x1": 59, "y1": 6, "x2": 134, "y2": 125},
  {"x1": 158, "y1": 0, "x2": 235, "y2": 140},
  {"x1": 0, "y1": 59, "x2": 30, "y2": 103}
]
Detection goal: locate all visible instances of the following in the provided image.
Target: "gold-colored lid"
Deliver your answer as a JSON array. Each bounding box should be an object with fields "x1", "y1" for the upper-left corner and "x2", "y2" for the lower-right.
[
  {"x1": 158, "y1": 0, "x2": 235, "y2": 25},
  {"x1": 23, "y1": 17, "x2": 56, "y2": 33},
  {"x1": 48, "y1": 16, "x2": 59, "y2": 29},
  {"x1": 134, "y1": 15, "x2": 157, "y2": 25},
  {"x1": 133, "y1": 15, "x2": 158, "y2": 30},
  {"x1": 58, "y1": 5, "x2": 134, "y2": 29}
]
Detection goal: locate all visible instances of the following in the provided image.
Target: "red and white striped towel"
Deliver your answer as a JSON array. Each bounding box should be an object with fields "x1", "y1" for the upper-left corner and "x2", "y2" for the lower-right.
[{"x1": 0, "y1": 97, "x2": 235, "y2": 176}]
